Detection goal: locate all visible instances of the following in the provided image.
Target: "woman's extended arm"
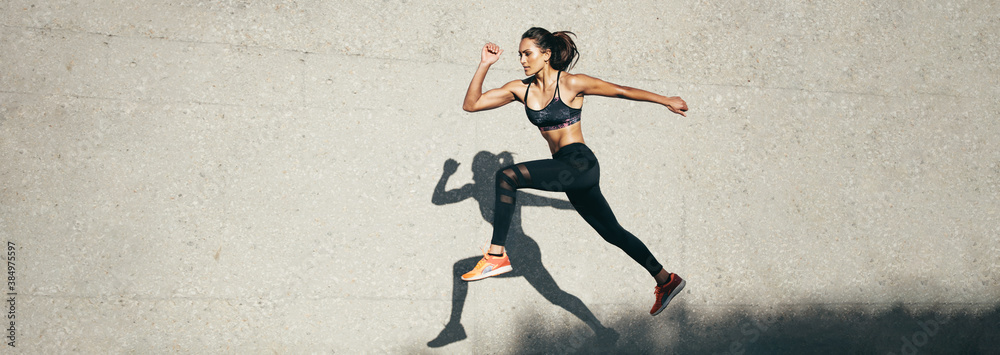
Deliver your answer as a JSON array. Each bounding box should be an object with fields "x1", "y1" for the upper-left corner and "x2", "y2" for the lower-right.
[
  {"x1": 463, "y1": 43, "x2": 519, "y2": 112},
  {"x1": 570, "y1": 74, "x2": 688, "y2": 116}
]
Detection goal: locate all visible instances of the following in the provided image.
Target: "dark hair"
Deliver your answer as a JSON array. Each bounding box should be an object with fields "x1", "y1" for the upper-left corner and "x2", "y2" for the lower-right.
[{"x1": 522, "y1": 27, "x2": 579, "y2": 71}]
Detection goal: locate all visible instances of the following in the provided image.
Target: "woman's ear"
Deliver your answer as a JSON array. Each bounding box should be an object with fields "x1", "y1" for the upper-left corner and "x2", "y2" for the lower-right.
[{"x1": 542, "y1": 49, "x2": 551, "y2": 63}]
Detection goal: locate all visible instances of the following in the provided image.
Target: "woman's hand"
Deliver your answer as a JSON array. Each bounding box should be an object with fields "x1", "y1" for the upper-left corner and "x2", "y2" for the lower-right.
[
  {"x1": 464, "y1": 43, "x2": 519, "y2": 112},
  {"x1": 664, "y1": 96, "x2": 688, "y2": 117},
  {"x1": 481, "y1": 42, "x2": 503, "y2": 66}
]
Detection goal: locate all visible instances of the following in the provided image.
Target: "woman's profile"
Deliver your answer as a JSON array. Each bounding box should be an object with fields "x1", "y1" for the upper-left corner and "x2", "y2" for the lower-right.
[{"x1": 461, "y1": 27, "x2": 689, "y2": 316}]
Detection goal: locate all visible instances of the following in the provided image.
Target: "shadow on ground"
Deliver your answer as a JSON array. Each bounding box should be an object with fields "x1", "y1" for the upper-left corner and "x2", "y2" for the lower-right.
[
  {"x1": 507, "y1": 301, "x2": 1000, "y2": 354},
  {"x1": 423, "y1": 151, "x2": 1000, "y2": 354},
  {"x1": 428, "y1": 151, "x2": 617, "y2": 348}
]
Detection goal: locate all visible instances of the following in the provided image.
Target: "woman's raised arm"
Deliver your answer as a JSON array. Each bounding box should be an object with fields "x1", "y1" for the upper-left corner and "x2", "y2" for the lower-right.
[
  {"x1": 462, "y1": 43, "x2": 520, "y2": 112},
  {"x1": 569, "y1": 74, "x2": 688, "y2": 116}
]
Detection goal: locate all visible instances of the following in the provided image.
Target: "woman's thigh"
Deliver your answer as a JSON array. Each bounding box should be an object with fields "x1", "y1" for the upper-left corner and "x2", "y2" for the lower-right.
[{"x1": 514, "y1": 157, "x2": 598, "y2": 193}]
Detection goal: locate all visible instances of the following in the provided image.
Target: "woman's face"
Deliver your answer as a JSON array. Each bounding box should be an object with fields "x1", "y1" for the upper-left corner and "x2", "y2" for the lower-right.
[{"x1": 518, "y1": 38, "x2": 550, "y2": 76}]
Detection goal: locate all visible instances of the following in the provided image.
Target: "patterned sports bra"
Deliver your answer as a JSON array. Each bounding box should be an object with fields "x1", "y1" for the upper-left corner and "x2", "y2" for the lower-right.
[{"x1": 524, "y1": 71, "x2": 581, "y2": 131}]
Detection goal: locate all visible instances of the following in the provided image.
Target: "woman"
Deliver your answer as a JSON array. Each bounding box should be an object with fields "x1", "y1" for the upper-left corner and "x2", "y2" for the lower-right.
[{"x1": 461, "y1": 27, "x2": 688, "y2": 316}]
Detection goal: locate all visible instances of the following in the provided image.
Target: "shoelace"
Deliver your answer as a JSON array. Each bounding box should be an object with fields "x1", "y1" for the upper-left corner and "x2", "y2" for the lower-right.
[
  {"x1": 472, "y1": 244, "x2": 497, "y2": 271},
  {"x1": 655, "y1": 282, "x2": 671, "y2": 296},
  {"x1": 473, "y1": 258, "x2": 487, "y2": 270},
  {"x1": 655, "y1": 274, "x2": 674, "y2": 295}
]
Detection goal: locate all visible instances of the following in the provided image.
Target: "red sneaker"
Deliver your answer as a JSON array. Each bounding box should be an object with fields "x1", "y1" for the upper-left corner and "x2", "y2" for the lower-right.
[{"x1": 650, "y1": 273, "x2": 685, "y2": 316}]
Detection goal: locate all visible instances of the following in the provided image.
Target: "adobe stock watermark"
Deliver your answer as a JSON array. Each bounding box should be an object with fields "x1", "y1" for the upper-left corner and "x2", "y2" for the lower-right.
[
  {"x1": 537, "y1": 149, "x2": 591, "y2": 192},
  {"x1": 5, "y1": 241, "x2": 15, "y2": 348},
  {"x1": 713, "y1": 314, "x2": 779, "y2": 355},
  {"x1": 887, "y1": 313, "x2": 950, "y2": 355},
  {"x1": 65, "y1": 117, "x2": 109, "y2": 170},
  {"x1": 553, "y1": 319, "x2": 608, "y2": 354}
]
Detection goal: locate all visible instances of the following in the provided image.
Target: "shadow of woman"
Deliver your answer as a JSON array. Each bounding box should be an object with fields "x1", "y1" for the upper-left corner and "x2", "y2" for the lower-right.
[{"x1": 427, "y1": 151, "x2": 619, "y2": 348}]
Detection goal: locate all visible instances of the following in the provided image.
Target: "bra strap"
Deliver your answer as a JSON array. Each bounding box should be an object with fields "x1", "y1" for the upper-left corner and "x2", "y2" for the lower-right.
[{"x1": 554, "y1": 71, "x2": 561, "y2": 99}]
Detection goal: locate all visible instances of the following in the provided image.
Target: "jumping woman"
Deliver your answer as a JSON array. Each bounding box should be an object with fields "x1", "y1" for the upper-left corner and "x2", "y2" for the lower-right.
[{"x1": 461, "y1": 27, "x2": 689, "y2": 316}]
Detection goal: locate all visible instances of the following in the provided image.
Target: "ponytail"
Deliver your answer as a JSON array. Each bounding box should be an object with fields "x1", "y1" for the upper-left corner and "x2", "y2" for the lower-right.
[
  {"x1": 551, "y1": 31, "x2": 579, "y2": 71},
  {"x1": 522, "y1": 27, "x2": 580, "y2": 71}
]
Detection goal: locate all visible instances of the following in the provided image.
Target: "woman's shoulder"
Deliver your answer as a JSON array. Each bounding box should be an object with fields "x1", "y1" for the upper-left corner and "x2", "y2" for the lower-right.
[
  {"x1": 499, "y1": 78, "x2": 531, "y2": 89},
  {"x1": 560, "y1": 72, "x2": 598, "y2": 92},
  {"x1": 494, "y1": 78, "x2": 530, "y2": 103},
  {"x1": 560, "y1": 71, "x2": 596, "y2": 82}
]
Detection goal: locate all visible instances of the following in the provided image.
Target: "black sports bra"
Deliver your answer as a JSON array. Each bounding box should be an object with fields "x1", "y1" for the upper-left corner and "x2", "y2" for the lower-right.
[{"x1": 524, "y1": 71, "x2": 581, "y2": 131}]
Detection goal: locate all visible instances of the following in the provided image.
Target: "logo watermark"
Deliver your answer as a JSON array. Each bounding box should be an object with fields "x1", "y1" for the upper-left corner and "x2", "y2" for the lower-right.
[
  {"x1": 553, "y1": 319, "x2": 614, "y2": 354},
  {"x1": 713, "y1": 314, "x2": 779, "y2": 355},
  {"x1": 887, "y1": 313, "x2": 950, "y2": 355},
  {"x1": 5, "y1": 241, "x2": 15, "y2": 348}
]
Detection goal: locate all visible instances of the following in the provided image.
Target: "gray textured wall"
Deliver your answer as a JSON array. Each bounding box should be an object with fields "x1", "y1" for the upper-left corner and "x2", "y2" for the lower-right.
[{"x1": 1, "y1": 0, "x2": 997, "y2": 353}]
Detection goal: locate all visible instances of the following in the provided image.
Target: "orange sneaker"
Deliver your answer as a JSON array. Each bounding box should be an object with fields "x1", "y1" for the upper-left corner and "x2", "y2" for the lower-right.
[
  {"x1": 461, "y1": 248, "x2": 512, "y2": 281},
  {"x1": 650, "y1": 273, "x2": 685, "y2": 316}
]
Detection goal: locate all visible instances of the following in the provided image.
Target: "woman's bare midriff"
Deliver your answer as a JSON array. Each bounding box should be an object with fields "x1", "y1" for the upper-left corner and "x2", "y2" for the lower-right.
[{"x1": 541, "y1": 121, "x2": 585, "y2": 155}]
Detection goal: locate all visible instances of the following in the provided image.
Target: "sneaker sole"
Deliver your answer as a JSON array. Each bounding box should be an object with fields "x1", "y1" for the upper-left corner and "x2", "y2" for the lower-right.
[
  {"x1": 461, "y1": 265, "x2": 513, "y2": 281},
  {"x1": 651, "y1": 279, "x2": 686, "y2": 316}
]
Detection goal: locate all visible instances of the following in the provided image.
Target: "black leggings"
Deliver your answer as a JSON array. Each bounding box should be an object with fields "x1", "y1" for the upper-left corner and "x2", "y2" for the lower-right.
[{"x1": 492, "y1": 143, "x2": 664, "y2": 276}]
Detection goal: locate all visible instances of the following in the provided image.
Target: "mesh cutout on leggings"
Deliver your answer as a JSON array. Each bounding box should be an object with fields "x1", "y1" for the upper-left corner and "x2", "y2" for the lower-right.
[
  {"x1": 517, "y1": 164, "x2": 531, "y2": 184},
  {"x1": 499, "y1": 169, "x2": 517, "y2": 204},
  {"x1": 499, "y1": 165, "x2": 531, "y2": 205},
  {"x1": 503, "y1": 168, "x2": 519, "y2": 185},
  {"x1": 499, "y1": 179, "x2": 512, "y2": 191}
]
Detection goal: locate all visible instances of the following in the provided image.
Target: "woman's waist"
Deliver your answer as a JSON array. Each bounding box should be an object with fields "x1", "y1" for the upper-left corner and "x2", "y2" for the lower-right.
[
  {"x1": 542, "y1": 123, "x2": 585, "y2": 154},
  {"x1": 551, "y1": 141, "x2": 594, "y2": 160}
]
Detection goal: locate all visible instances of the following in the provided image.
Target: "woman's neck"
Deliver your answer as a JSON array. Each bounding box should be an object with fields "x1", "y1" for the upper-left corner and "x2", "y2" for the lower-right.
[{"x1": 533, "y1": 67, "x2": 560, "y2": 89}]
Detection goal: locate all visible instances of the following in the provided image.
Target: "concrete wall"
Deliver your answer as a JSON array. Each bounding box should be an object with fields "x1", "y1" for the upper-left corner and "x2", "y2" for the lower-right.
[{"x1": 1, "y1": 0, "x2": 997, "y2": 353}]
